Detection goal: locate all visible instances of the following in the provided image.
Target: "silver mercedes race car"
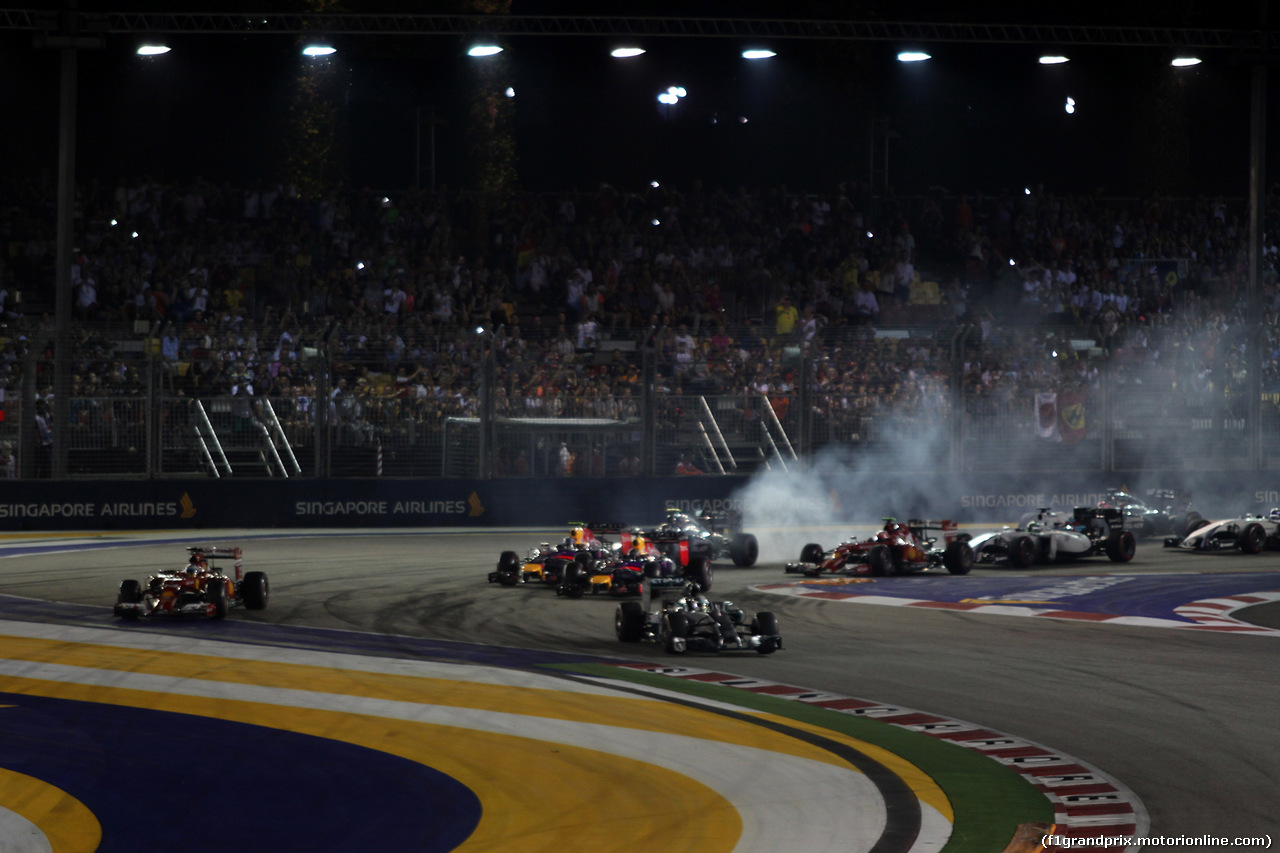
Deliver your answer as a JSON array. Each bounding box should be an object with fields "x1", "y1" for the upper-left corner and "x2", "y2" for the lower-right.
[
  {"x1": 965, "y1": 507, "x2": 1137, "y2": 567},
  {"x1": 1163, "y1": 510, "x2": 1280, "y2": 553}
]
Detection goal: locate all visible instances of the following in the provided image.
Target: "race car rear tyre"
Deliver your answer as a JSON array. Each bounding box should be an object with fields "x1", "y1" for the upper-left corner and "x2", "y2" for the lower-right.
[
  {"x1": 800, "y1": 543, "x2": 825, "y2": 564},
  {"x1": 1009, "y1": 535, "x2": 1036, "y2": 568},
  {"x1": 867, "y1": 544, "x2": 894, "y2": 577},
  {"x1": 729, "y1": 533, "x2": 759, "y2": 567},
  {"x1": 1240, "y1": 523, "x2": 1266, "y2": 554},
  {"x1": 751, "y1": 612, "x2": 780, "y2": 654},
  {"x1": 1105, "y1": 530, "x2": 1137, "y2": 562},
  {"x1": 616, "y1": 601, "x2": 645, "y2": 642},
  {"x1": 206, "y1": 579, "x2": 229, "y2": 620},
  {"x1": 684, "y1": 556, "x2": 712, "y2": 591},
  {"x1": 241, "y1": 571, "x2": 269, "y2": 610},
  {"x1": 497, "y1": 551, "x2": 521, "y2": 573},
  {"x1": 663, "y1": 611, "x2": 690, "y2": 653},
  {"x1": 943, "y1": 541, "x2": 974, "y2": 575}
]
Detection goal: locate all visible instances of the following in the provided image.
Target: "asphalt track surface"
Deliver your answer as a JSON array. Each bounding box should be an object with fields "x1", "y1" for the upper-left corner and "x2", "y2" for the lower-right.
[{"x1": 0, "y1": 526, "x2": 1278, "y2": 852}]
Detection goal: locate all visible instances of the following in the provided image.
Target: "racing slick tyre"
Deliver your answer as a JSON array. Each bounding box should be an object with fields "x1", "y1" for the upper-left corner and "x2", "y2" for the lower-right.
[
  {"x1": 751, "y1": 612, "x2": 781, "y2": 655},
  {"x1": 115, "y1": 579, "x2": 143, "y2": 619},
  {"x1": 729, "y1": 533, "x2": 760, "y2": 567},
  {"x1": 496, "y1": 571, "x2": 521, "y2": 587},
  {"x1": 1172, "y1": 514, "x2": 1203, "y2": 535},
  {"x1": 1240, "y1": 523, "x2": 1267, "y2": 554},
  {"x1": 867, "y1": 544, "x2": 894, "y2": 577},
  {"x1": 1105, "y1": 530, "x2": 1137, "y2": 562},
  {"x1": 943, "y1": 541, "x2": 975, "y2": 575},
  {"x1": 616, "y1": 601, "x2": 645, "y2": 642},
  {"x1": 684, "y1": 556, "x2": 713, "y2": 591},
  {"x1": 800, "y1": 543, "x2": 825, "y2": 564},
  {"x1": 663, "y1": 611, "x2": 690, "y2": 654},
  {"x1": 1009, "y1": 535, "x2": 1037, "y2": 568},
  {"x1": 495, "y1": 550, "x2": 522, "y2": 586},
  {"x1": 559, "y1": 563, "x2": 586, "y2": 598},
  {"x1": 241, "y1": 571, "x2": 269, "y2": 610},
  {"x1": 205, "y1": 579, "x2": 229, "y2": 620}
]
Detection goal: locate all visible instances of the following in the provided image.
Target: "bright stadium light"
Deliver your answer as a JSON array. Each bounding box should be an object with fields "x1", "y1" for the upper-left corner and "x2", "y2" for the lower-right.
[
  {"x1": 1172, "y1": 56, "x2": 1203, "y2": 67},
  {"x1": 136, "y1": 44, "x2": 170, "y2": 56},
  {"x1": 897, "y1": 51, "x2": 931, "y2": 62},
  {"x1": 611, "y1": 47, "x2": 645, "y2": 58},
  {"x1": 742, "y1": 49, "x2": 776, "y2": 59},
  {"x1": 302, "y1": 45, "x2": 336, "y2": 57},
  {"x1": 468, "y1": 45, "x2": 503, "y2": 57},
  {"x1": 1039, "y1": 55, "x2": 1070, "y2": 65}
]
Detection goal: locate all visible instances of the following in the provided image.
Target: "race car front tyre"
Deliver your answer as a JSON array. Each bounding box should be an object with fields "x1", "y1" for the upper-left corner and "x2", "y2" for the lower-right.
[
  {"x1": 241, "y1": 571, "x2": 269, "y2": 610},
  {"x1": 1240, "y1": 523, "x2": 1266, "y2": 554},
  {"x1": 206, "y1": 580, "x2": 229, "y2": 619},
  {"x1": 497, "y1": 551, "x2": 521, "y2": 573},
  {"x1": 867, "y1": 544, "x2": 894, "y2": 577},
  {"x1": 1009, "y1": 535, "x2": 1036, "y2": 568},
  {"x1": 1105, "y1": 530, "x2": 1137, "y2": 562},
  {"x1": 751, "y1": 612, "x2": 780, "y2": 654},
  {"x1": 117, "y1": 579, "x2": 143, "y2": 604},
  {"x1": 616, "y1": 601, "x2": 645, "y2": 642},
  {"x1": 943, "y1": 541, "x2": 974, "y2": 575},
  {"x1": 800, "y1": 543, "x2": 825, "y2": 564},
  {"x1": 663, "y1": 611, "x2": 689, "y2": 653},
  {"x1": 1181, "y1": 512, "x2": 1207, "y2": 537},
  {"x1": 729, "y1": 533, "x2": 759, "y2": 567}
]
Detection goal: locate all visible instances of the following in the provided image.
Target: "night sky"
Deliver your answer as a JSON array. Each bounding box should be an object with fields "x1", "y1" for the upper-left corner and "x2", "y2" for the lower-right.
[{"x1": 0, "y1": 1, "x2": 1269, "y2": 196}]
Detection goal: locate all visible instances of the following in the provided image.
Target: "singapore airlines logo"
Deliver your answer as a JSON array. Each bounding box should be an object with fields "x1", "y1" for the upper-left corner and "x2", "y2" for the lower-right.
[
  {"x1": 179, "y1": 492, "x2": 197, "y2": 519},
  {"x1": 468, "y1": 491, "x2": 485, "y2": 517}
]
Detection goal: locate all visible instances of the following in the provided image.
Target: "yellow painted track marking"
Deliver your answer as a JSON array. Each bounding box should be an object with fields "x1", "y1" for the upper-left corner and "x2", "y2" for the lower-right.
[{"x1": 0, "y1": 768, "x2": 100, "y2": 853}]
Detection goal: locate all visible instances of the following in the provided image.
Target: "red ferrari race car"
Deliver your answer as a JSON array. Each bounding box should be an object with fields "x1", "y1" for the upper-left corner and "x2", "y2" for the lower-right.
[
  {"x1": 114, "y1": 546, "x2": 269, "y2": 620},
  {"x1": 785, "y1": 518, "x2": 974, "y2": 577}
]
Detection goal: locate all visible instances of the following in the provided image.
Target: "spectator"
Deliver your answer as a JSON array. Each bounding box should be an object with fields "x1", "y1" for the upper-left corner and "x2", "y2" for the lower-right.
[{"x1": 675, "y1": 452, "x2": 703, "y2": 475}]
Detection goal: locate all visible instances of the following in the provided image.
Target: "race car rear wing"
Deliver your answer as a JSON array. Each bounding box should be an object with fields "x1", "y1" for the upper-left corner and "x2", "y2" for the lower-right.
[{"x1": 906, "y1": 519, "x2": 960, "y2": 543}]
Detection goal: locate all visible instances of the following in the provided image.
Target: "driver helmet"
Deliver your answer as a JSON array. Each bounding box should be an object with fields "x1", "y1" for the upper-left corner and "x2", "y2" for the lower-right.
[
  {"x1": 886, "y1": 522, "x2": 910, "y2": 538},
  {"x1": 1269, "y1": 508, "x2": 1280, "y2": 522},
  {"x1": 561, "y1": 537, "x2": 574, "y2": 549},
  {"x1": 570, "y1": 527, "x2": 586, "y2": 544}
]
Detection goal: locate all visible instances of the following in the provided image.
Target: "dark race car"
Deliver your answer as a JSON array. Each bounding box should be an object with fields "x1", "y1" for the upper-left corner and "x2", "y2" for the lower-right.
[
  {"x1": 784, "y1": 518, "x2": 974, "y2": 577},
  {"x1": 1098, "y1": 488, "x2": 1204, "y2": 539},
  {"x1": 645, "y1": 507, "x2": 760, "y2": 568},
  {"x1": 966, "y1": 507, "x2": 1137, "y2": 567},
  {"x1": 615, "y1": 580, "x2": 781, "y2": 655},
  {"x1": 114, "y1": 546, "x2": 269, "y2": 620},
  {"x1": 488, "y1": 523, "x2": 623, "y2": 588}
]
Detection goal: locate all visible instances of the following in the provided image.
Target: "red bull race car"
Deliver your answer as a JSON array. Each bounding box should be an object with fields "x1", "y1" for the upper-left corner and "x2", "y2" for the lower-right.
[
  {"x1": 113, "y1": 546, "x2": 269, "y2": 620},
  {"x1": 785, "y1": 518, "x2": 974, "y2": 577}
]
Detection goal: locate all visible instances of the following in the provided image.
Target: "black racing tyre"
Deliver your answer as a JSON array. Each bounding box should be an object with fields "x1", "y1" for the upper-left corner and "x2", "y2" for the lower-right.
[
  {"x1": 1105, "y1": 530, "x2": 1137, "y2": 562},
  {"x1": 241, "y1": 571, "x2": 269, "y2": 610},
  {"x1": 751, "y1": 612, "x2": 780, "y2": 654},
  {"x1": 1240, "y1": 522, "x2": 1266, "y2": 555},
  {"x1": 867, "y1": 544, "x2": 894, "y2": 577},
  {"x1": 1009, "y1": 535, "x2": 1036, "y2": 568},
  {"x1": 205, "y1": 578, "x2": 229, "y2": 620},
  {"x1": 729, "y1": 533, "x2": 759, "y2": 567},
  {"x1": 943, "y1": 541, "x2": 974, "y2": 575},
  {"x1": 684, "y1": 556, "x2": 713, "y2": 592},
  {"x1": 497, "y1": 570, "x2": 521, "y2": 587},
  {"x1": 663, "y1": 611, "x2": 690, "y2": 653},
  {"x1": 497, "y1": 551, "x2": 521, "y2": 573},
  {"x1": 117, "y1": 579, "x2": 143, "y2": 604},
  {"x1": 1182, "y1": 512, "x2": 1207, "y2": 537},
  {"x1": 561, "y1": 562, "x2": 585, "y2": 586},
  {"x1": 616, "y1": 601, "x2": 645, "y2": 642},
  {"x1": 800, "y1": 543, "x2": 825, "y2": 564}
]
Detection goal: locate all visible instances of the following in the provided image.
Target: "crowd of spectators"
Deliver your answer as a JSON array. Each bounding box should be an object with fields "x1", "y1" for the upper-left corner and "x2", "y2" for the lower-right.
[{"x1": 3, "y1": 174, "x2": 1280, "y2": 470}]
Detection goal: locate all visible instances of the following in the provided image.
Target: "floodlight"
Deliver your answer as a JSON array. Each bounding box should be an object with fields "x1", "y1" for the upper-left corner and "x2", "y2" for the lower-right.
[
  {"x1": 302, "y1": 45, "x2": 336, "y2": 57},
  {"x1": 612, "y1": 47, "x2": 645, "y2": 58},
  {"x1": 742, "y1": 49, "x2": 776, "y2": 60},
  {"x1": 468, "y1": 45, "x2": 503, "y2": 57},
  {"x1": 1039, "y1": 55, "x2": 1069, "y2": 65},
  {"x1": 897, "y1": 51, "x2": 931, "y2": 62},
  {"x1": 1172, "y1": 56, "x2": 1202, "y2": 67},
  {"x1": 137, "y1": 44, "x2": 170, "y2": 56}
]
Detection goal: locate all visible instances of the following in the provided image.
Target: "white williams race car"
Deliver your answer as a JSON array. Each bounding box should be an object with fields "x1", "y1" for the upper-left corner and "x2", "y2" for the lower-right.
[
  {"x1": 966, "y1": 507, "x2": 1137, "y2": 567},
  {"x1": 1163, "y1": 510, "x2": 1280, "y2": 553}
]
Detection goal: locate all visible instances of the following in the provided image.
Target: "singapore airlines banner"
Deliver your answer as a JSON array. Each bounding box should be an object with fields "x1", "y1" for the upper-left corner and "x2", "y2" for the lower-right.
[{"x1": 2, "y1": 471, "x2": 1279, "y2": 531}]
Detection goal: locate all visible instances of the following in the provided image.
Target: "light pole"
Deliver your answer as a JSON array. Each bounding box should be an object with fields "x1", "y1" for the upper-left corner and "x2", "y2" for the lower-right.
[{"x1": 415, "y1": 106, "x2": 447, "y2": 191}]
